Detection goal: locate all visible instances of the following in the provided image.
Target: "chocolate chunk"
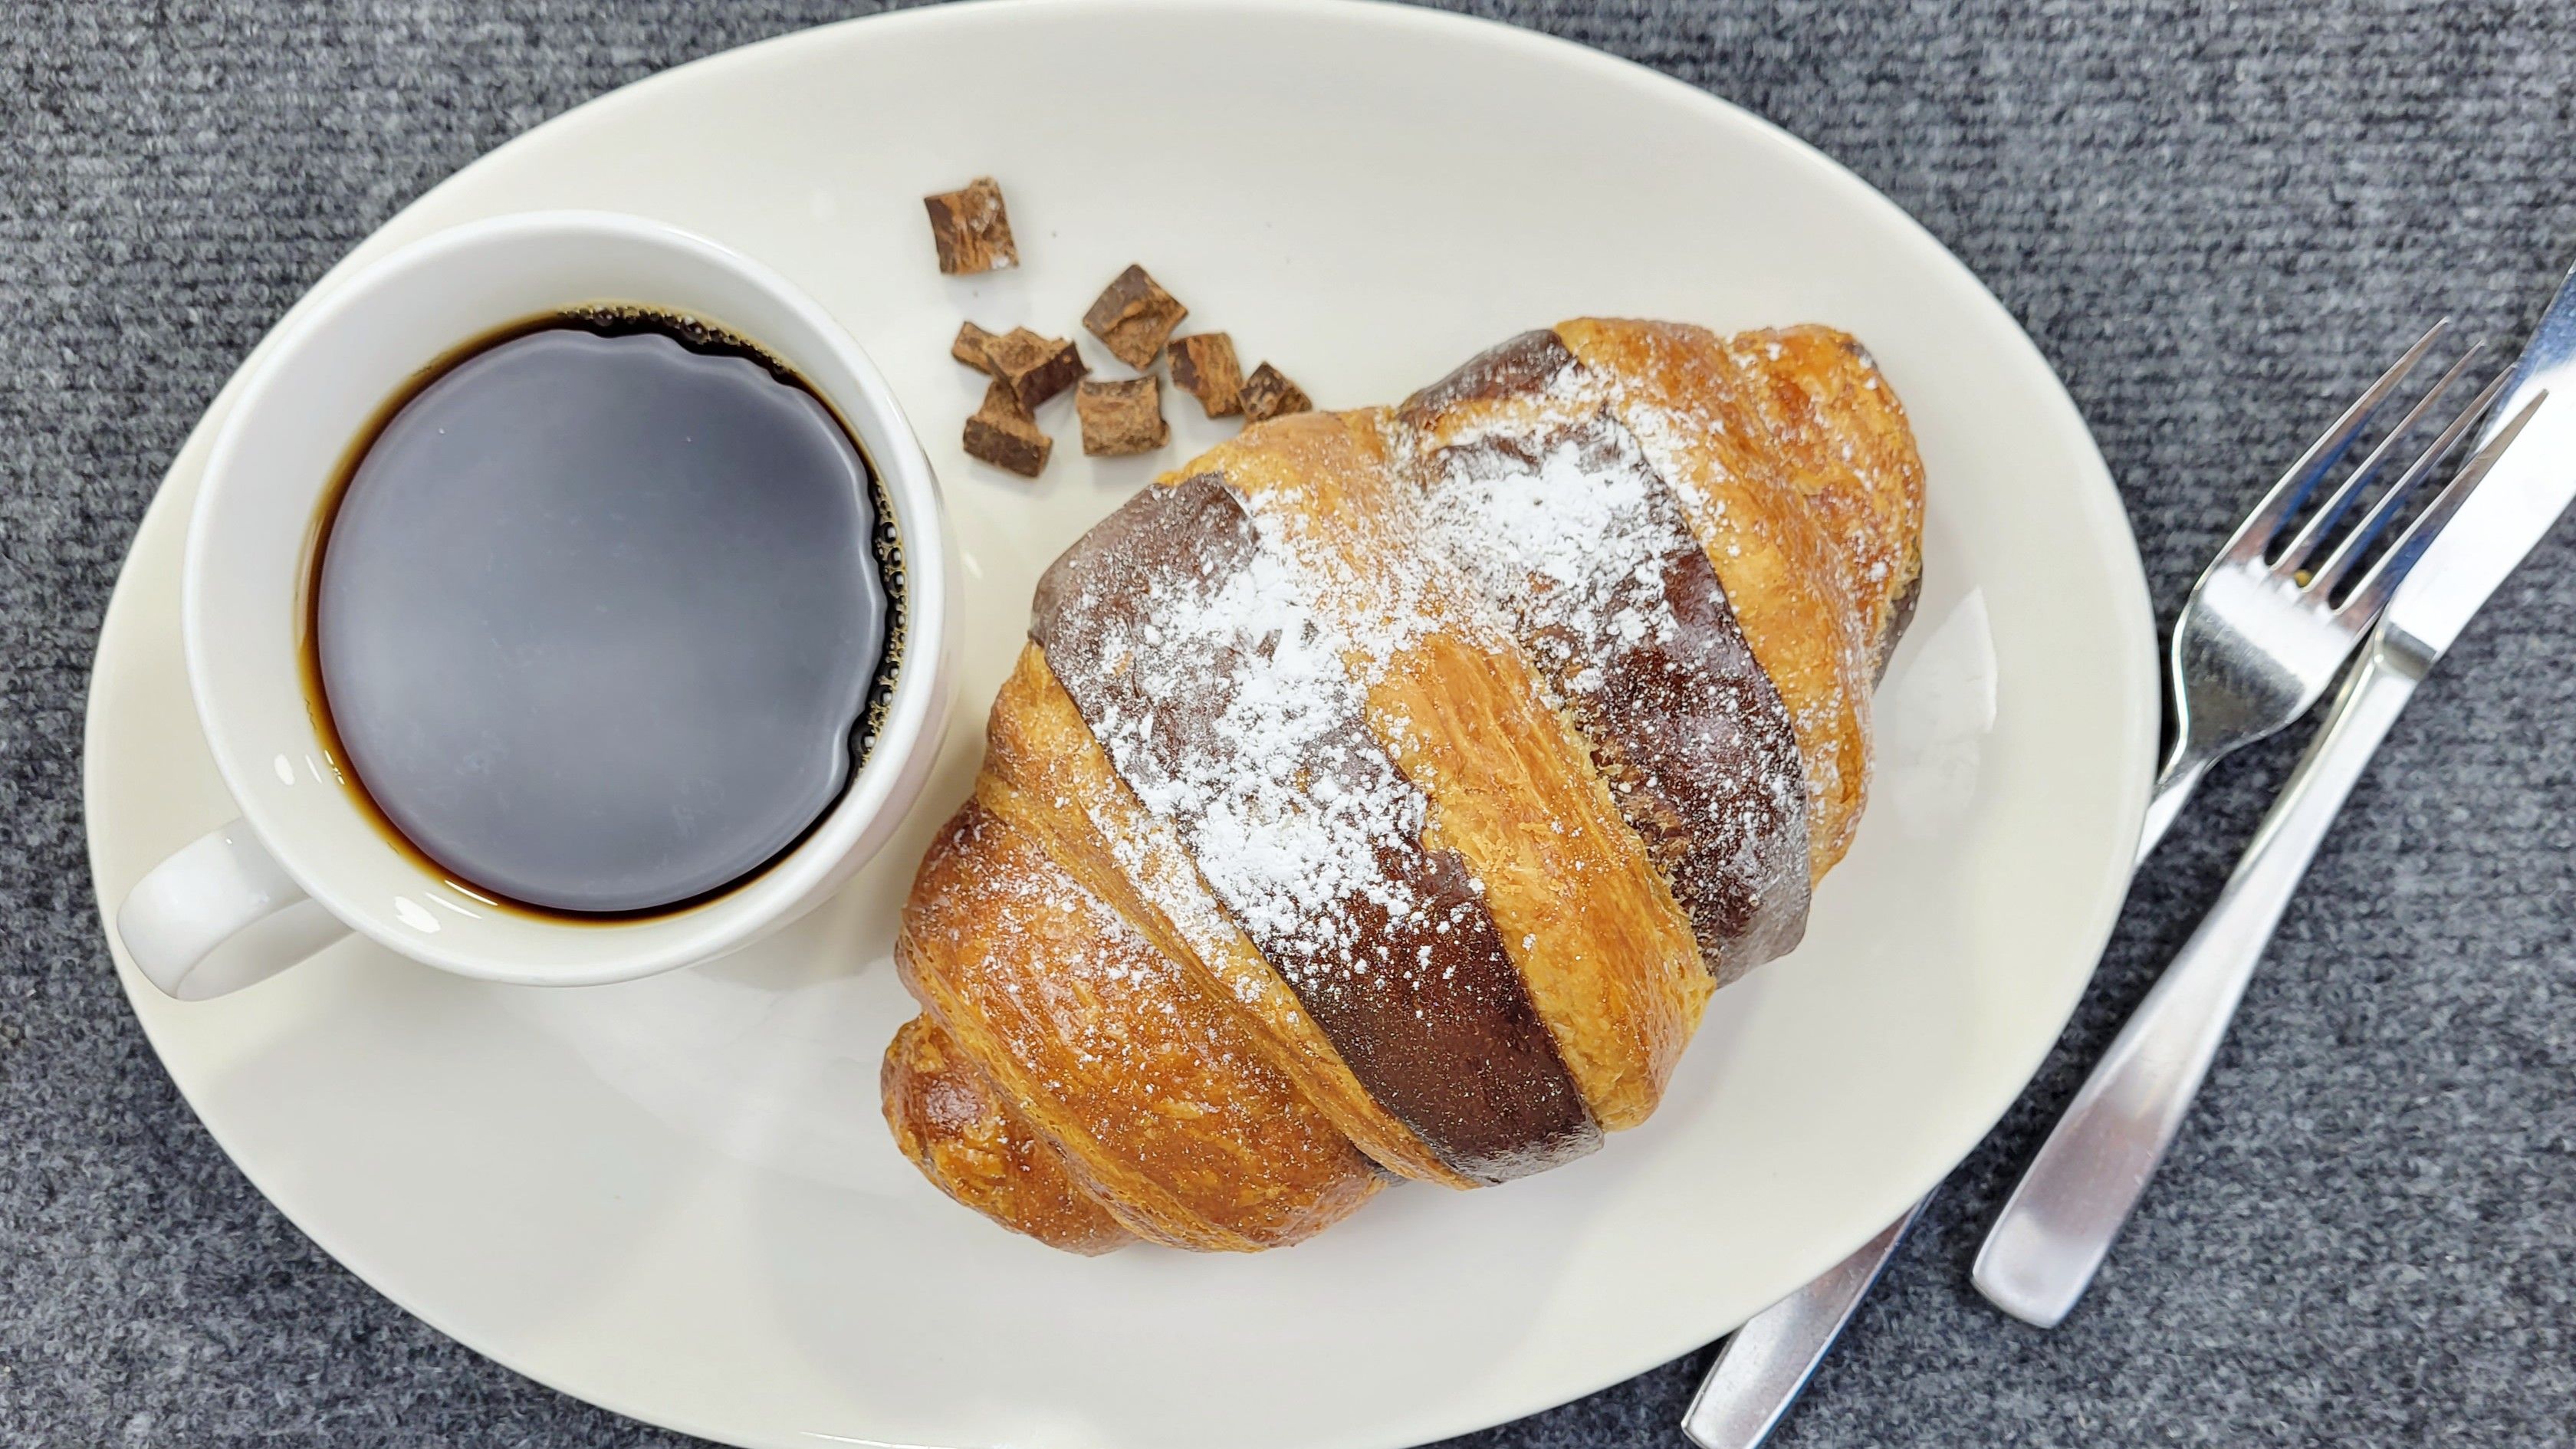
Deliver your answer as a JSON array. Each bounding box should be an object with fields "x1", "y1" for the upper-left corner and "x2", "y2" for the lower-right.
[
  {"x1": 1076, "y1": 376, "x2": 1169, "y2": 456},
  {"x1": 1080, "y1": 264, "x2": 1188, "y2": 370},
  {"x1": 1240, "y1": 362, "x2": 1313, "y2": 423},
  {"x1": 951, "y1": 320, "x2": 998, "y2": 373},
  {"x1": 963, "y1": 380, "x2": 1050, "y2": 477},
  {"x1": 923, "y1": 177, "x2": 1019, "y2": 274},
  {"x1": 1167, "y1": 332, "x2": 1244, "y2": 417},
  {"x1": 980, "y1": 327, "x2": 1089, "y2": 409}
]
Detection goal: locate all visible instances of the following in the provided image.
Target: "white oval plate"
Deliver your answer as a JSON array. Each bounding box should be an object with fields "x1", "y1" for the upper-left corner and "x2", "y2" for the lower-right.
[{"x1": 82, "y1": 3, "x2": 2155, "y2": 1446}]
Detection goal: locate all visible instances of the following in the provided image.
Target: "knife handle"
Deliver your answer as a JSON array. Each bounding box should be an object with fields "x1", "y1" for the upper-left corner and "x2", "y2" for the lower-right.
[{"x1": 1973, "y1": 637, "x2": 2426, "y2": 1328}]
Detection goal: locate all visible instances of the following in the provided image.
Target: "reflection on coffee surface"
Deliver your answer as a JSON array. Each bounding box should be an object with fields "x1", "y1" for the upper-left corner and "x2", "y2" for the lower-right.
[{"x1": 310, "y1": 312, "x2": 897, "y2": 915}]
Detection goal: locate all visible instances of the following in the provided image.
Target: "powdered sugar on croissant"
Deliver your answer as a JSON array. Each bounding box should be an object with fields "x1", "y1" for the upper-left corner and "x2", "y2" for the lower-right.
[{"x1": 886, "y1": 318, "x2": 1927, "y2": 1252}]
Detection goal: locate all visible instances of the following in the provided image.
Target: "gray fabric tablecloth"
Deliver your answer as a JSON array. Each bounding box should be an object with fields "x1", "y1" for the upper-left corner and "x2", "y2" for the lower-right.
[{"x1": 5, "y1": 2, "x2": 2573, "y2": 1444}]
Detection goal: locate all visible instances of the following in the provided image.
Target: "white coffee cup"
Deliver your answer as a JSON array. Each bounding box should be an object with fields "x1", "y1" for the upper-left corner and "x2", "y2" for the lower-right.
[{"x1": 117, "y1": 212, "x2": 953, "y2": 1000}]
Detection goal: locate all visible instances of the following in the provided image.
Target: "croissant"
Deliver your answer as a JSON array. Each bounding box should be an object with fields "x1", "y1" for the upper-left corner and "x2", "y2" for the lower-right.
[{"x1": 882, "y1": 319, "x2": 1925, "y2": 1253}]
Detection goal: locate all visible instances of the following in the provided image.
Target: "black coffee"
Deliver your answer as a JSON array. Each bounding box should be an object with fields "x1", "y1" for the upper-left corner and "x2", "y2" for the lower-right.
[{"x1": 310, "y1": 314, "x2": 896, "y2": 915}]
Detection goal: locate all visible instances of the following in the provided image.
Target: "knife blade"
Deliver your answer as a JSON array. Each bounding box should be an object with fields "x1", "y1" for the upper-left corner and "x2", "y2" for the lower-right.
[{"x1": 2386, "y1": 257, "x2": 2576, "y2": 660}]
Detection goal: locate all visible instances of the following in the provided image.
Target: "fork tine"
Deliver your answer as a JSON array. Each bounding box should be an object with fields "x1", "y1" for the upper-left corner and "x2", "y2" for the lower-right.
[
  {"x1": 2325, "y1": 386, "x2": 2546, "y2": 624},
  {"x1": 2307, "y1": 367, "x2": 2515, "y2": 603},
  {"x1": 2272, "y1": 343, "x2": 2486, "y2": 577},
  {"x1": 2222, "y1": 318, "x2": 2452, "y2": 564}
]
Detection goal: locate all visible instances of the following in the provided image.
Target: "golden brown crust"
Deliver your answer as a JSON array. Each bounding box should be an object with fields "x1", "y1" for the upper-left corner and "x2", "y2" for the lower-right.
[
  {"x1": 1723, "y1": 325, "x2": 1927, "y2": 672},
  {"x1": 1391, "y1": 330, "x2": 1814, "y2": 983},
  {"x1": 1166, "y1": 413, "x2": 1709, "y2": 1131},
  {"x1": 882, "y1": 319, "x2": 1927, "y2": 1252},
  {"x1": 1035, "y1": 462, "x2": 1598, "y2": 1179},
  {"x1": 1555, "y1": 318, "x2": 1885, "y2": 876},
  {"x1": 880, "y1": 1014, "x2": 1135, "y2": 1255},
  {"x1": 896, "y1": 798, "x2": 1382, "y2": 1250},
  {"x1": 986, "y1": 642, "x2": 1468, "y2": 1188}
]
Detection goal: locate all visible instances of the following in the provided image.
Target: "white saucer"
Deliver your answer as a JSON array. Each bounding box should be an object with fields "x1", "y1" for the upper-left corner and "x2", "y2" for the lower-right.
[{"x1": 81, "y1": 3, "x2": 2156, "y2": 1445}]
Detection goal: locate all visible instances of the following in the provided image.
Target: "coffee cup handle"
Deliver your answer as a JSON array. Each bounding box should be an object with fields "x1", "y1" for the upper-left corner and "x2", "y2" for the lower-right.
[{"x1": 117, "y1": 820, "x2": 342, "y2": 999}]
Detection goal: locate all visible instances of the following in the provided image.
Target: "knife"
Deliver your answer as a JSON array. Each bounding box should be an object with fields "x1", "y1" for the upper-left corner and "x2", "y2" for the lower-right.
[
  {"x1": 1972, "y1": 258, "x2": 2576, "y2": 1327},
  {"x1": 1684, "y1": 257, "x2": 2576, "y2": 1441}
]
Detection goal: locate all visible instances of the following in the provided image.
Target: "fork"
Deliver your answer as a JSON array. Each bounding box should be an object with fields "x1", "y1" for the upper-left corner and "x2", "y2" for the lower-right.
[
  {"x1": 2132, "y1": 319, "x2": 2499, "y2": 859},
  {"x1": 1971, "y1": 326, "x2": 2552, "y2": 1329},
  {"x1": 1682, "y1": 320, "x2": 2515, "y2": 1449}
]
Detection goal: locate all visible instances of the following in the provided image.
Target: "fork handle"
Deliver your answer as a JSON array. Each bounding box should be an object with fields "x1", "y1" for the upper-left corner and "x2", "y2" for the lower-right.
[
  {"x1": 2135, "y1": 748, "x2": 2211, "y2": 866},
  {"x1": 1972, "y1": 637, "x2": 2426, "y2": 1328},
  {"x1": 1681, "y1": 1197, "x2": 1931, "y2": 1449}
]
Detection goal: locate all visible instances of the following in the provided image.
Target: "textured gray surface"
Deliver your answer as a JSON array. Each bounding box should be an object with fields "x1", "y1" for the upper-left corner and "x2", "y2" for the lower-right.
[{"x1": 4, "y1": 0, "x2": 2574, "y2": 1444}]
